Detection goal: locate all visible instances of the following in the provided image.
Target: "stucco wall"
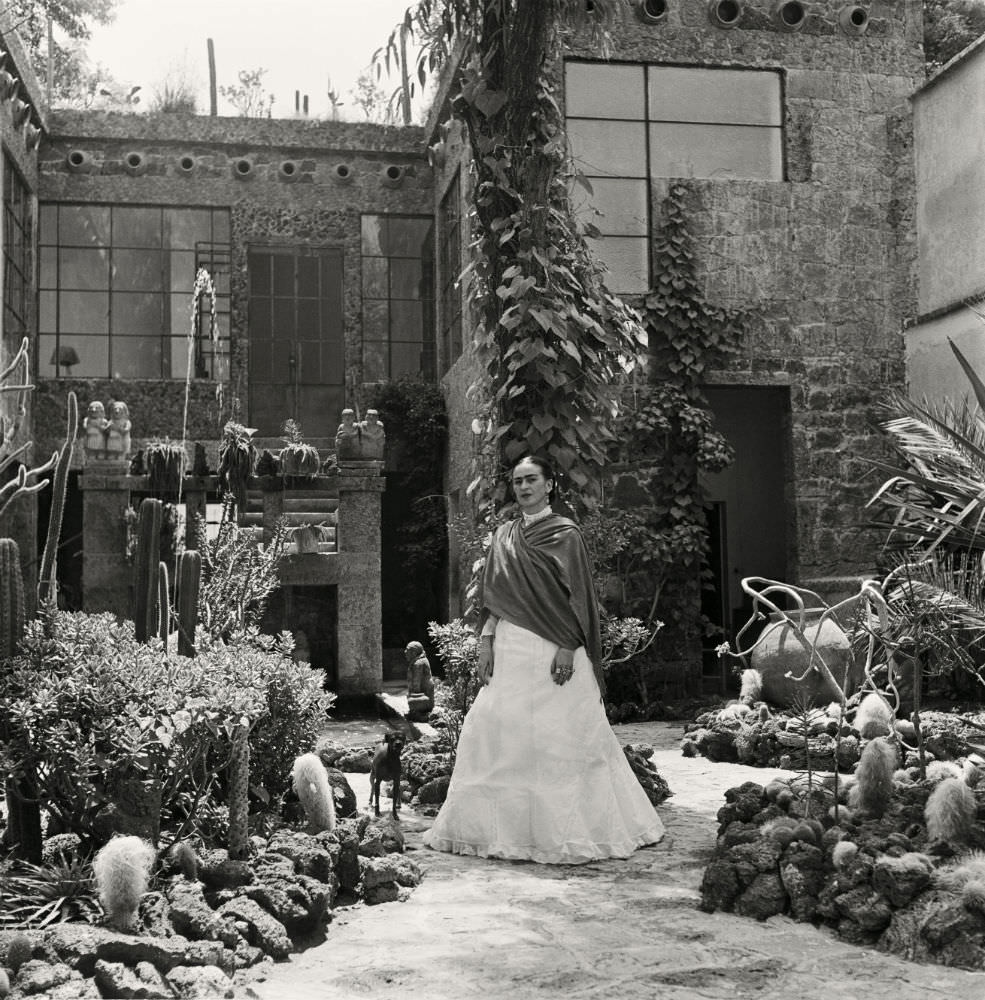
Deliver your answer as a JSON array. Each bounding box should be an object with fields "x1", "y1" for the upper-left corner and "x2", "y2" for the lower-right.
[{"x1": 906, "y1": 36, "x2": 985, "y2": 407}]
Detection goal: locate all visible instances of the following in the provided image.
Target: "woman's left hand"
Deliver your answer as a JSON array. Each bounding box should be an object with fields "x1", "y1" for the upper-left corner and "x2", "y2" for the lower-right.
[{"x1": 551, "y1": 648, "x2": 575, "y2": 686}]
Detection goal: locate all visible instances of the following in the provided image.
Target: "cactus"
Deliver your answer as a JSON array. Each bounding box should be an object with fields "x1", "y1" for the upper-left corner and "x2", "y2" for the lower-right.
[
  {"x1": 132, "y1": 498, "x2": 163, "y2": 643},
  {"x1": 175, "y1": 550, "x2": 201, "y2": 657},
  {"x1": 6, "y1": 931, "x2": 32, "y2": 973},
  {"x1": 832, "y1": 840, "x2": 858, "y2": 869},
  {"x1": 92, "y1": 835, "x2": 157, "y2": 932},
  {"x1": 0, "y1": 967, "x2": 8, "y2": 998},
  {"x1": 0, "y1": 538, "x2": 25, "y2": 659},
  {"x1": 169, "y1": 841, "x2": 199, "y2": 880},
  {"x1": 925, "y1": 777, "x2": 977, "y2": 844},
  {"x1": 157, "y1": 562, "x2": 170, "y2": 643},
  {"x1": 848, "y1": 736, "x2": 896, "y2": 818},
  {"x1": 37, "y1": 391, "x2": 78, "y2": 608},
  {"x1": 227, "y1": 725, "x2": 250, "y2": 861},
  {"x1": 852, "y1": 692, "x2": 894, "y2": 740},
  {"x1": 291, "y1": 753, "x2": 337, "y2": 833}
]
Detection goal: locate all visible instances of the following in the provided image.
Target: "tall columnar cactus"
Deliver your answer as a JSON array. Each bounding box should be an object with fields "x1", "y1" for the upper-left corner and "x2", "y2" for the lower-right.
[
  {"x1": 133, "y1": 498, "x2": 163, "y2": 643},
  {"x1": 0, "y1": 538, "x2": 26, "y2": 659},
  {"x1": 227, "y1": 725, "x2": 251, "y2": 861},
  {"x1": 37, "y1": 391, "x2": 78, "y2": 608},
  {"x1": 175, "y1": 549, "x2": 201, "y2": 657},
  {"x1": 157, "y1": 562, "x2": 170, "y2": 644}
]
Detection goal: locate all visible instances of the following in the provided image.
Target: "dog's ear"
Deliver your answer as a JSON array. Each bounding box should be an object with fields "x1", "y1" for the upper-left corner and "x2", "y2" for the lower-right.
[{"x1": 383, "y1": 732, "x2": 394, "y2": 745}]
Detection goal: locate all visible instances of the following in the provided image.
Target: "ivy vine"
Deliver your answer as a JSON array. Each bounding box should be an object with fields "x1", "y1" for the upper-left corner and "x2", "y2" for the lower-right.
[
  {"x1": 587, "y1": 183, "x2": 746, "y2": 701},
  {"x1": 380, "y1": 1, "x2": 647, "y2": 518}
]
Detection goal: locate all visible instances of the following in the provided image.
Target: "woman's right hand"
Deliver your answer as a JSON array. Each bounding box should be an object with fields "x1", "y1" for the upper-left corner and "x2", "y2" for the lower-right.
[{"x1": 478, "y1": 636, "x2": 494, "y2": 685}]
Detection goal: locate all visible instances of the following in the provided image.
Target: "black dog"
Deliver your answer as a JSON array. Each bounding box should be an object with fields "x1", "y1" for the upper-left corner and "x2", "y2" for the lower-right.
[{"x1": 369, "y1": 731, "x2": 406, "y2": 818}]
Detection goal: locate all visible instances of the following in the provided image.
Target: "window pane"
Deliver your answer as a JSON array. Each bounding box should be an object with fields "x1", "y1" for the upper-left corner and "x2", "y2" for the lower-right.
[
  {"x1": 111, "y1": 292, "x2": 164, "y2": 335},
  {"x1": 586, "y1": 236, "x2": 649, "y2": 294},
  {"x1": 113, "y1": 249, "x2": 164, "y2": 291},
  {"x1": 391, "y1": 300, "x2": 423, "y2": 341},
  {"x1": 567, "y1": 119, "x2": 647, "y2": 178},
  {"x1": 272, "y1": 255, "x2": 294, "y2": 296},
  {"x1": 166, "y1": 208, "x2": 212, "y2": 249},
  {"x1": 572, "y1": 177, "x2": 649, "y2": 236},
  {"x1": 649, "y1": 122, "x2": 783, "y2": 180},
  {"x1": 391, "y1": 258, "x2": 423, "y2": 299},
  {"x1": 114, "y1": 207, "x2": 162, "y2": 247},
  {"x1": 565, "y1": 62, "x2": 645, "y2": 120},
  {"x1": 363, "y1": 300, "x2": 388, "y2": 339},
  {"x1": 362, "y1": 257, "x2": 388, "y2": 298},
  {"x1": 297, "y1": 256, "x2": 319, "y2": 298},
  {"x1": 112, "y1": 336, "x2": 161, "y2": 378},
  {"x1": 363, "y1": 339, "x2": 387, "y2": 381},
  {"x1": 361, "y1": 215, "x2": 385, "y2": 255},
  {"x1": 171, "y1": 293, "x2": 194, "y2": 335},
  {"x1": 59, "y1": 205, "x2": 110, "y2": 246},
  {"x1": 273, "y1": 298, "x2": 295, "y2": 338},
  {"x1": 297, "y1": 301, "x2": 320, "y2": 339},
  {"x1": 648, "y1": 66, "x2": 781, "y2": 126},
  {"x1": 249, "y1": 255, "x2": 271, "y2": 295},
  {"x1": 60, "y1": 291, "x2": 109, "y2": 334},
  {"x1": 386, "y1": 218, "x2": 431, "y2": 256},
  {"x1": 39, "y1": 247, "x2": 57, "y2": 288},
  {"x1": 39, "y1": 291, "x2": 56, "y2": 333},
  {"x1": 251, "y1": 298, "x2": 272, "y2": 339},
  {"x1": 59, "y1": 247, "x2": 111, "y2": 289},
  {"x1": 46, "y1": 335, "x2": 108, "y2": 377},
  {"x1": 39, "y1": 205, "x2": 57, "y2": 244},
  {"x1": 391, "y1": 342, "x2": 423, "y2": 377},
  {"x1": 170, "y1": 251, "x2": 198, "y2": 292}
]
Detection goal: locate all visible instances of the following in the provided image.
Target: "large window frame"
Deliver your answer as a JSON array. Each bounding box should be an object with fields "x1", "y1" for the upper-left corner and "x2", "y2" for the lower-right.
[
  {"x1": 360, "y1": 213, "x2": 435, "y2": 382},
  {"x1": 3, "y1": 153, "x2": 32, "y2": 343},
  {"x1": 38, "y1": 203, "x2": 231, "y2": 380},
  {"x1": 565, "y1": 61, "x2": 785, "y2": 293}
]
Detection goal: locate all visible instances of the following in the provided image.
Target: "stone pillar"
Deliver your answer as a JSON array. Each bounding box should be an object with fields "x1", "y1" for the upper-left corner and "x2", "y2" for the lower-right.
[
  {"x1": 335, "y1": 463, "x2": 385, "y2": 699},
  {"x1": 79, "y1": 472, "x2": 132, "y2": 617}
]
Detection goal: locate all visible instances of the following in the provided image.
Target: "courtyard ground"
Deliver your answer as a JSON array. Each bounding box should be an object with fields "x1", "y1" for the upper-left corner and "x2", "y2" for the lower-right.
[{"x1": 245, "y1": 721, "x2": 985, "y2": 1000}]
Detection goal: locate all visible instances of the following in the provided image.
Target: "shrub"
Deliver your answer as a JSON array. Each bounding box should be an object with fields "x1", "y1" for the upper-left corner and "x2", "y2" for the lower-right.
[
  {"x1": 0, "y1": 611, "x2": 334, "y2": 846},
  {"x1": 428, "y1": 619, "x2": 481, "y2": 714}
]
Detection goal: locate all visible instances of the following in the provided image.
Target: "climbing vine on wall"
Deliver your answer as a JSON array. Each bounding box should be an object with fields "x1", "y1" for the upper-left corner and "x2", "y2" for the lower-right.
[
  {"x1": 379, "y1": 0, "x2": 648, "y2": 518},
  {"x1": 588, "y1": 183, "x2": 747, "y2": 698}
]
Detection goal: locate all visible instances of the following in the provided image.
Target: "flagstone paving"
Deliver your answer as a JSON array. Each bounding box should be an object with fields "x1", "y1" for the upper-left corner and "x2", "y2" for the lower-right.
[{"x1": 245, "y1": 721, "x2": 985, "y2": 1000}]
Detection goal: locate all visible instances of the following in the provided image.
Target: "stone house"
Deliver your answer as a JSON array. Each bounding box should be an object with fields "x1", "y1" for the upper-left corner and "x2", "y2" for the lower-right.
[{"x1": 0, "y1": 0, "x2": 946, "y2": 696}]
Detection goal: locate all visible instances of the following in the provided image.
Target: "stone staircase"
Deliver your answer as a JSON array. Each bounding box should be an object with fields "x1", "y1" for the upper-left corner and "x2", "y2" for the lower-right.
[{"x1": 240, "y1": 489, "x2": 339, "y2": 553}]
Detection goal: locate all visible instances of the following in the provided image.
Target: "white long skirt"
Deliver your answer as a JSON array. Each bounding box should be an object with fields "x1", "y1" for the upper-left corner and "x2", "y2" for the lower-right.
[{"x1": 423, "y1": 620, "x2": 665, "y2": 864}]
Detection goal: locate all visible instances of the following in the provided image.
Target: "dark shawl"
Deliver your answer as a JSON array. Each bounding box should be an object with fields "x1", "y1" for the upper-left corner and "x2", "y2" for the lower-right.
[{"x1": 479, "y1": 513, "x2": 605, "y2": 695}]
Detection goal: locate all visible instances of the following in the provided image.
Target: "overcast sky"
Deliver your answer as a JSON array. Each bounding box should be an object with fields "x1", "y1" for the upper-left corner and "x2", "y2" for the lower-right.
[{"x1": 85, "y1": 0, "x2": 421, "y2": 119}]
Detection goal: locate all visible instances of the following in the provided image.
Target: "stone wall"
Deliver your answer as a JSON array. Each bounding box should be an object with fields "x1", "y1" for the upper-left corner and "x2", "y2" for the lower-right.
[
  {"x1": 432, "y1": 0, "x2": 923, "y2": 641},
  {"x1": 34, "y1": 111, "x2": 431, "y2": 460}
]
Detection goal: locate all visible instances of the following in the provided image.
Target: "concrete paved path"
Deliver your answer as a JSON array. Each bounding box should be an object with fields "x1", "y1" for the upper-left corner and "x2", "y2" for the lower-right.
[{"x1": 246, "y1": 722, "x2": 985, "y2": 1000}]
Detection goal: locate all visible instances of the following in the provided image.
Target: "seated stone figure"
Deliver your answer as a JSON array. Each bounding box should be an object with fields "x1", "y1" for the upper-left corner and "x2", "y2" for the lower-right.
[
  {"x1": 358, "y1": 409, "x2": 385, "y2": 460},
  {"x1": 405, "y1": 640, "x2": 434, "y2": 721},
  {"x1": 335, "y1": 408, "x2": 360, "y2": 460}
]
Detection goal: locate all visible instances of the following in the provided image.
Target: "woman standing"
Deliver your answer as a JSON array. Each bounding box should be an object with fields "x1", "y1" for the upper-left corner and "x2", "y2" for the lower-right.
[{"x1": 423, "y1": 456, "x2": 664, "y2": 864}]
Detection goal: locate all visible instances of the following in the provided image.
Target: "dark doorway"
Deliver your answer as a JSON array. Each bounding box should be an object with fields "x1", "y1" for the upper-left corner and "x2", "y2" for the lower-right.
[
  {"x1": 247, "y1": 246, "x2": 344, "y2": 436},
  {"x1": 701, "y1": 385, "x2": 792, "y2": 682},
  {"x1": 263, "y1": 584, "x2": 338, "y2": 688}
]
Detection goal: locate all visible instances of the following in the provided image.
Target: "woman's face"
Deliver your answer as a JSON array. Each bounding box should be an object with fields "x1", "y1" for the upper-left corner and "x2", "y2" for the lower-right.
[{"x1": 512, "y1": 460, "x2": 552, "y2": 513}]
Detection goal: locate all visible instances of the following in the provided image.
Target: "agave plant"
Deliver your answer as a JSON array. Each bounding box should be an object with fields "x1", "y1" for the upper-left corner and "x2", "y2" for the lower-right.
[
  {"x1": 0, "y1": 856, "x2": 101, "y2": 928},
  {"x1": 867, "y1": 390, "x2": 985, "y2": 556}
]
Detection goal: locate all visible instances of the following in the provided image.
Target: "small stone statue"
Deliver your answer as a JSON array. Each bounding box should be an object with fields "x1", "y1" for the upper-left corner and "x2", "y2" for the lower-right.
[
  {"x1": 335, "y1": 407, "x2": 361, "y2": 460},
  {"x1": 105, "y1": 401, "x2": 132, "y2": 462},
  {"x1": 83, "y1": 401, "x2": 109, "y2": 456},
  {"x1": 405, "y1": 640, "x2": 434, "y2": 721},
  {"x1": 358, "y1": 408, "x2": 385, "y2": 460}
]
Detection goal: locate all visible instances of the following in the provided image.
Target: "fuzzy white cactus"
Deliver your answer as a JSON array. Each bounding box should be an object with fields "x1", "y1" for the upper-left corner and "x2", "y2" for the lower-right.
[
  {"x1": 92, "y1": 835, "x2": 157, "y2": 932},
  {"x1": 292, "y1": 752, "x2": 337, "y2": 833}
]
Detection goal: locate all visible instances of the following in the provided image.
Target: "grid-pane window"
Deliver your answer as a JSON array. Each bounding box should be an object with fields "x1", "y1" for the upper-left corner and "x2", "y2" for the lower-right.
[
  {"x1": 38, "y1": 204, "x2": 231, "y2": 379},
  {"x1": 438, "y1": 172, "x2": 463, "y2": 373},
  {"x1": 566, "y1": 62, "x2": 784, "y2": 293},
  {"x1": 3, "y1": 155, "x2": 31, "y2": 342},
  {"x1": 361, "y1": 214, "x2": 435, "y2": 381}
]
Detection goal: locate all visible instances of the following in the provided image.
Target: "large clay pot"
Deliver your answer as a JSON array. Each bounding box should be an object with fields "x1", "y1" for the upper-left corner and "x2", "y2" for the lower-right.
[{"x1": 750, "y1": 609, "x2": 860, "y2": 708}]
